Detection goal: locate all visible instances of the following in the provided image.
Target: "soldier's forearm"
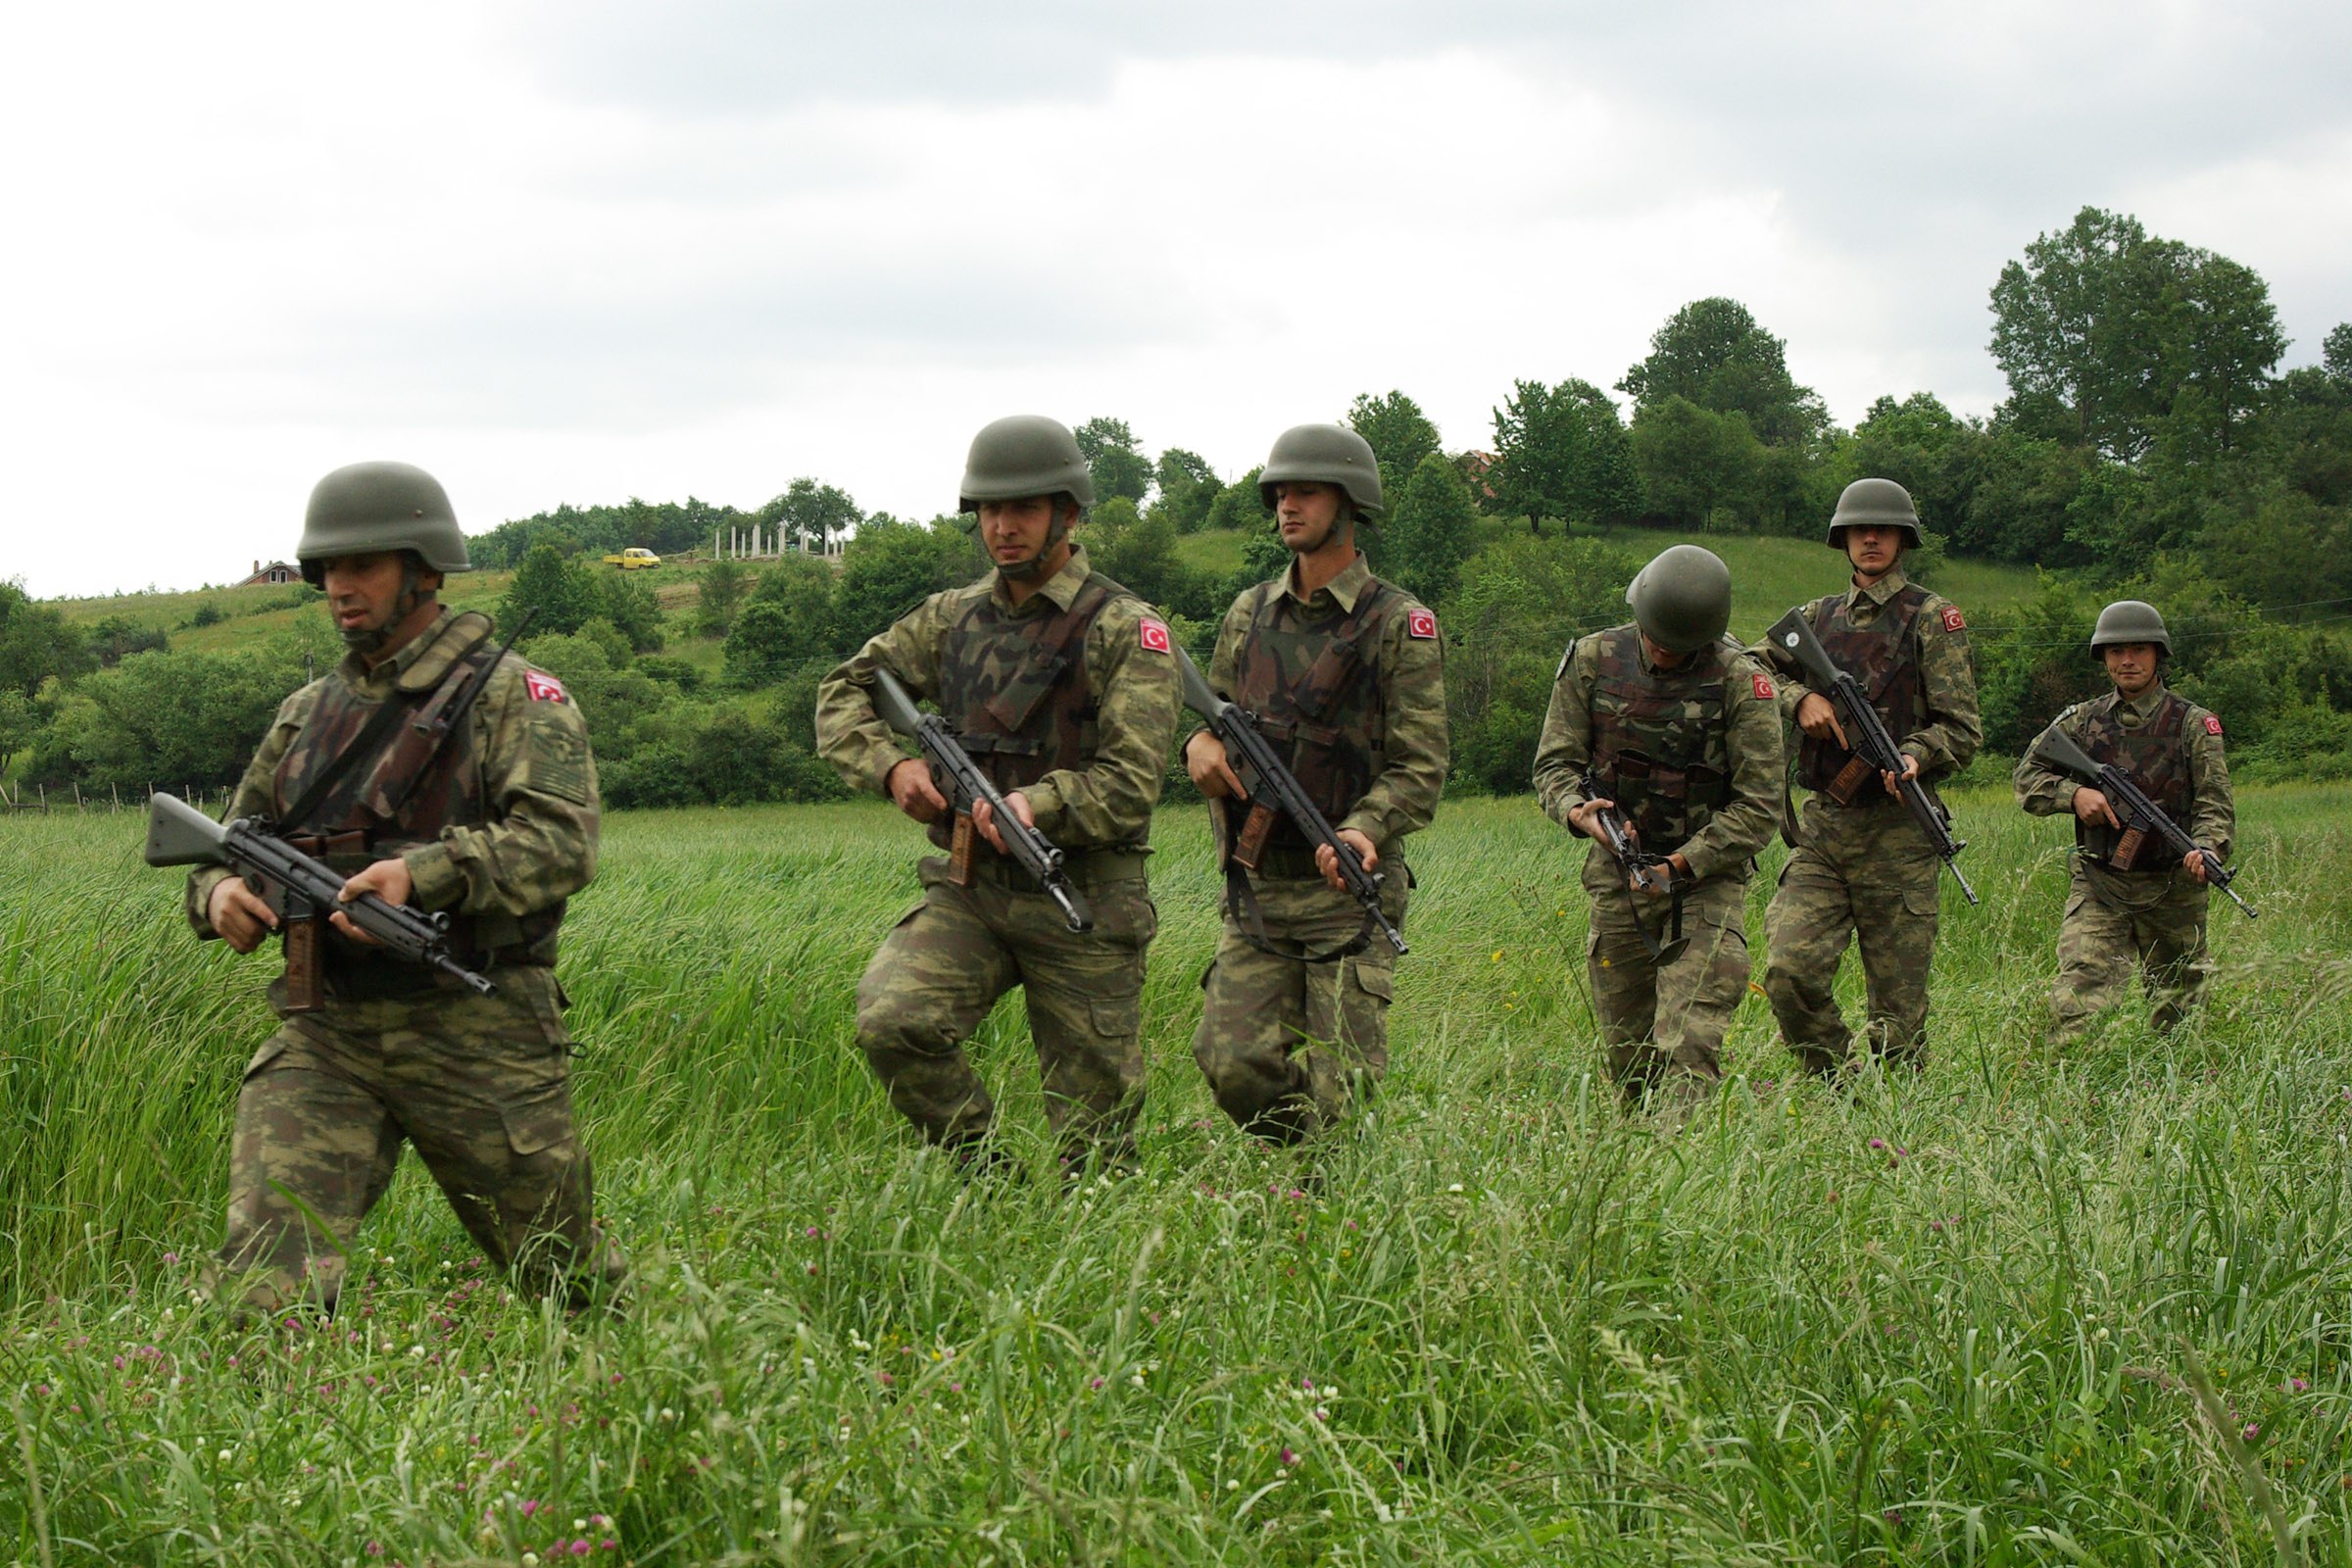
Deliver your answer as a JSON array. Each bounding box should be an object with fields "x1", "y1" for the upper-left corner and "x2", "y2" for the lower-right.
[{"x1": 431, "y1": 813, "x2": 597, "y2": 916}]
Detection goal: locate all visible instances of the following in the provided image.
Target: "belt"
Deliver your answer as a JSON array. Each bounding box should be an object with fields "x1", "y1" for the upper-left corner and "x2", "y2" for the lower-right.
[{"x1": 959, "y1": 847, "x2": 1148, "y2": 889}]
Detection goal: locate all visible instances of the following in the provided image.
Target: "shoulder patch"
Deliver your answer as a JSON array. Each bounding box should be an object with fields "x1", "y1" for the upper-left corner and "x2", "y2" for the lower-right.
[
  {"x1": 1940, "y1": 606, "x2": 1966, "y2": 633},
  {"x1": 1137, "y1": 617, "x2": 1171, "y2": 654},
  {"x1": 2205, "y1": 713, "x2": 2223, "y2": 736},
  {"x1": 523, "y1": 670, "x2": 569, "y2": 704},
  {"x1": 1406, "y1": 608, "x2": 1439, "y2": 640},
  {"x1": 1752, "y1": 672, "x2": 1776, "y2": 702}
]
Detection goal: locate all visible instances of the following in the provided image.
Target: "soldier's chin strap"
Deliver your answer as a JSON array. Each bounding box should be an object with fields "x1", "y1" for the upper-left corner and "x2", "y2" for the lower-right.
[
  {"x1": 998, "y1": 501, "x2": 1077, "y2": 581},
  {"x1": 1212, "y1": 797, "x2": 1378, "y2": 964},
  {"x1": 341, "y1": 564, "x2": 433, "y2": 655}
]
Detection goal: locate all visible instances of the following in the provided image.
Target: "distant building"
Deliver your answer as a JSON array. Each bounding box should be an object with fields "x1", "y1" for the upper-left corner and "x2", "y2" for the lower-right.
[{"x1": 238, "y1": 560, "x2": 300, "y2": 586}]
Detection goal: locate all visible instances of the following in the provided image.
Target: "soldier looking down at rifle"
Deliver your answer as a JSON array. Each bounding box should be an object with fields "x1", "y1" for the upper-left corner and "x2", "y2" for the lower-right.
[
  {"x1": 181, "y1": 461, "x2": 622, "y2": 1315},
  {"x1": 1181, "y1": 423, "x2": 1447, "y2": 1144},
  {"x1": 814, "y1": 416, "x2": 1182, "y2": 1176},
  {"x1": 1751, "y1": 477, "x2": 1982, "y2": 1078},
  {"x1": 2013, "y1": 600, "x2": 2236, "y2": 1042},
  {"x1": 1534, "y1": 545, "x2": 1783, "y2": 1111}
]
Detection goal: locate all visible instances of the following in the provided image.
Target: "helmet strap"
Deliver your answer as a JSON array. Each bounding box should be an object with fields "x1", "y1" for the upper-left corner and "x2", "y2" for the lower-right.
[{"x1": 999, "y1": 499, "x2": 1076, "y2": 581}]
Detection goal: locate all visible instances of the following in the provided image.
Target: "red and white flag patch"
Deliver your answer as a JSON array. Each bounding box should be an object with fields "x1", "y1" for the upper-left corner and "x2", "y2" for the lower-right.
[
  {"x1": 1138, "y1": 617, "x2": 1172, "y2": 654},
  {"x1": 1406, "y1": 609, "x2": 1439, "y2": 640},
  {"x1": 1940, "y1": 606, "x2": 1967, "y2": 632},
  {"x1": 523, "y1": 670, "x2": 568, "y2": 704},
  {"x1": 1753, "y1": 673, "x2": 1776, "y2": 701},
  {"x1": 2205, "y1": 713, "x2": 2224, "y2": 735}
]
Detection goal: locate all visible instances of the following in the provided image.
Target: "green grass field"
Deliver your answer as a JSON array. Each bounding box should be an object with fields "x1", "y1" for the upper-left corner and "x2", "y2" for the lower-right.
[{"x1": 8, "y1": 786, "x2": 2352, "y2": 1562}]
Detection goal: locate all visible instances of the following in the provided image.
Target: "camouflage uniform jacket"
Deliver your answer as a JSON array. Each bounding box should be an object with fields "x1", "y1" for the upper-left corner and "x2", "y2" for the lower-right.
[
  {"x1": 185, "y1": 605, "x2": 601, "y2": 958},
  {"x1": 814, "y1": 544, "x2": 1181, "y2": 849},
  {"x1": 1533, "y1": 625, "x2": 1785, "y2": 885},
  {"x1": 1201, "y1": 553, "x2": 1448, "y2": 854},
  {"x1": 2014, "y1": 682, "x2": 2234, "y2": 866},
  {"x1": 1750, "y1": 566, "x2": 1982, "y2": 801}
]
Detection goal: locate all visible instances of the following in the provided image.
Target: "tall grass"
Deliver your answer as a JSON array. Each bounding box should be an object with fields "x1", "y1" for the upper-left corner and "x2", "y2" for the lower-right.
[{"x1": 5, "y1": 787, "x2": 2352, "y2": 1562}]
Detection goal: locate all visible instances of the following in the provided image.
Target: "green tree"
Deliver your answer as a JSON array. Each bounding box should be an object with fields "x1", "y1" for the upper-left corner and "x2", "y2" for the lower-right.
[
  {"x1": 593, "y1": 568, "x2": 664, "y2": 653},
  {"x1": 1618, "y1": 298, "x2": 1827, "y2": 446},
  {"x1": 1490, "y1": 378, "x2": 1641, "y2": 533},
  {"x1": 1346, "y1": 390, "x2": 1442, "y2": 509},
  {"x1": 1150, "y1": 448, "x2": 1221, "y2": 533},
  {"x1": 1629, "y1": 397, "x2": 1768, "y2": 529},
  {"x1": 1076, "y1": 416, "x2": 1152, "y2": 507},
  {"x1": 2325, "y1": 322, "x2": 2352, "y2": 385},
  {"x1": 1989, "y1": 206, "x2": 2285, "y2": 462},
  {"x1": 0, "y1": 690, "x2": 36, "y2": 776},
  {"x1": 1202, "y1": 466, "x2": 1268, "y2": 534},
  {"x1": 725, "y1": 557, "x2": 836, "y2": 686},
  {"x1": 828, "y1": 517, "x2": 980, "y2": 652},
  {"x1": 1088, "y1": 498, "x2": 1209, "y2": 619},
  {"x1": 696, "y1": 558, "x2": 750, "y2": 637},
  {"x1": 0, "y1": 581, "x2": 93, "y2": 699},
  {"x1": 500, "y1": 543, "x2": 599, "y2": 636},
  {"x1": 760, "y1": 478, "x2": 861, "y2": 550},
  {"x1": 1383, "y1": 453, "x2": 1479, "y2": 604}
]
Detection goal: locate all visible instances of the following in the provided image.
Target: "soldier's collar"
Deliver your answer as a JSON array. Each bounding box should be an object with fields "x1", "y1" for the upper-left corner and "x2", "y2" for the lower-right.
[
  {"x1": 1850, "y1": 566, "x2": 1911, "y2": 608},
  {"x1": 2111, "y1": 680, "x2": 2170, "y2": 719},
  {"x1": 1284, "y1": 550, "x2": 1370, "y2": 612},
  {"x1": 996, "y1": 543, "x2": 1093, "y2": 612},
  {"x1": 392, "y1": 608, "x2": 495, "y2": 694}
]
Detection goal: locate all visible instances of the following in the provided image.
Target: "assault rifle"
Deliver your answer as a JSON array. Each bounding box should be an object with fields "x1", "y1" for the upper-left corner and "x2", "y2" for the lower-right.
[
  {"x1": 1765, "y1": 607, "x2": 1979, "y2": 906},
  {"x1": 1580, "y1": 776, "x2": 1688, "y2": 965},
  {"x1": 2029, "y1": 726, "x2": 2257, "y2": 919},
  {"x1": 1177, "y1": 648, "x2": 1407, "y2": 956},
  {"x1": 868, "y1": 665, "x2": 1094, "y2": 933},
  {"x1": 145, "y1": 791, "x2": 496, "y2": 1008}
]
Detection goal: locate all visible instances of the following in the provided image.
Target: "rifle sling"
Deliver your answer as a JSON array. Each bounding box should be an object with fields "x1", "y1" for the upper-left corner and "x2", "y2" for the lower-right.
[
  {"x1": 1214, "y1": 797, "x2": 1375, "y2": 964},
  {"x1": 278, "y1": 623, "x2": 498, "y2": 834}
]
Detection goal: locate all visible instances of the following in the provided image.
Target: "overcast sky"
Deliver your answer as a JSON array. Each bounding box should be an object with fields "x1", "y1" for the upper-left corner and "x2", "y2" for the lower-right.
[{"x1": 4, "y1": 1, "x2": 2347, "y2": 599}]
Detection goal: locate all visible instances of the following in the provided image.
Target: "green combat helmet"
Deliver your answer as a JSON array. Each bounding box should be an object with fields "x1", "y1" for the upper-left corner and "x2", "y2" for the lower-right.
[
  {"x1": 1825, "y1": 476, "x2": 1923, "y2": 549},
  {"x1": 1627, "y1": 544, "x2": 1733, "y2": 655},
  {"x1": 2090, "y1": 599, "x2": 2171, "y2": 659},
  {"x1": 297, "y1": 462, "x2": 470, "y2": 588},
  {"x1": 958, "y1": 415, "x2": 1094, "y2": 515},
  {"x1": 1257, "y1": 423, "x2": 1384, "y2": 518}
]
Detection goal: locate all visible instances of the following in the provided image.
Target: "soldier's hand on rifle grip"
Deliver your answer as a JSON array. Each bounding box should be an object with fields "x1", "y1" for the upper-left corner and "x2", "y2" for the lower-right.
[
  {"x1": 1794, "y1": 692, "x2": 1847, "y2": 748},
  {"x1": 1884, "y1": 752, "x2": 1921, "y2": 799},
  {"x1": 207, "y1": 877, "x2": 279, "y2": 954},
  {"x1": 1315, "y1": 828, "x2": 1379, "y2": 894},
  {"x1": 2070, "y1": 786, "x2": 2121, "y2": 831},
  {"x1": 886, "y1": 758, "x2": 950, "y2": 824},
  {"x1": 1183, "y1": 731, "x2": 1247, "y2": 802},
  {"x1": 2184, "y1": 849, "x2": 2210, "y2": 884},
  {"x1": 1565, "y1": 798, "x2": 1614, "y2": 841},
  {"x1": 971, "y1": 792, "x2": 1034, "y2": 856},
  {"x1": 332, "y1": 858, "x2": 414, "y2": 944}
]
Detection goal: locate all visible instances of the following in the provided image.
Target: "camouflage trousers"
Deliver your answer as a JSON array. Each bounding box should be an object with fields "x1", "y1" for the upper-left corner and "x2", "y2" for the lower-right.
[
  {"x1": 2050, "y1": 859, "x2": 2212, "y2": 1043},
  {"x1": 1585, "y1": 862, "x2": 1749, "y2": 1104},
  {"x1": 205, "y1": 965, "x2": 623, "y2": 1315},
  {"x1": 1765, "y1": 799, "x2": 1942, "y2": 1074},
  {"x1": 1193, "y1": 863, "x2": 1407, "y2": 1143},
  {"x1": 855, "y1": 856, "x2": 1157, "y2": 1165}
]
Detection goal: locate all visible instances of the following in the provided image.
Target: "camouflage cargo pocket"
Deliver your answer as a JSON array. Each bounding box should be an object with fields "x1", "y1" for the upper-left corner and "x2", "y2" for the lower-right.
[{"x1": 499, "y1": 1077, "x2": 577, "y2": 1157}]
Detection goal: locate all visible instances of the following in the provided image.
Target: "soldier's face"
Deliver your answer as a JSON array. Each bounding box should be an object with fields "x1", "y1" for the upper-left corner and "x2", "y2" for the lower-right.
[
  {"x1": 977, "y1": 496, "x2": 1061, "y2": 567},
  {"x1": 1841, "y1": 524, "x2": 1904, "y2": 582},
  {"x1": 320, "y1": 553, "x2": 437, "y2": 638},
  {"x1": 2102, "y1": 642, "x2": 2159, "y2": 696},
  {"x1": 1274, "y1": 482, "x2": 1346, "y2": 553}
]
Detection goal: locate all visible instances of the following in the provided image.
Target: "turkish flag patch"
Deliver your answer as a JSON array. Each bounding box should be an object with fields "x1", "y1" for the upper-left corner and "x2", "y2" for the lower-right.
[
  {"x1": 1941, "y1": 606, "x2": 1967, "y2": 632},
  {"x1": 1406, "y1": 609, "x2": 1439, "y2": 640},
  {"x1": 2205, "y1": 714, "x2": 2224, "y2": 735},
  {"x1": 1138, "y1": 617, "x2": 1172, "y2": 654},
  {"x1": 1753, "y1": 673, "x2": 1776, "y2": 701},
  {"x1": 523, "y1": 670, "x2": 568, "y2": 704}
]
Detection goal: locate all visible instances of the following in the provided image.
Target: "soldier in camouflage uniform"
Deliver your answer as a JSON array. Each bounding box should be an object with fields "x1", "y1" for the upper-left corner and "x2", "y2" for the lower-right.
[
  {"x1": 1752, "y1": 478, "x2": 1982, "y2": 1075},
  {"x1": 186, "y1": 462, "x2": 621, "y2": 1315},
  {"x1": 1535, "y1": 546, "x2": 1784, "y2": 1105},
  {"x1": 1183, "y1": 424, "x2": 1447, "y2": 1142},
  {"x1": 815, "y1": 416, "x2": 1182, "y2": 1170},
  {"x1": 2014, "y1": 601, "x2": 2234, "y2": 1041}
]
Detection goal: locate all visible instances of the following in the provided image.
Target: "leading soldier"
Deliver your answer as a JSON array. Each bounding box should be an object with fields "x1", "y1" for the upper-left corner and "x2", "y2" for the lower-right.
[
  {"x1": 1534, "y1": 546, "x2": 1783, "y2": 1108},
  {"x1": 1752, "y1": 478, "x2": 1982, "y2": 1076},
  {"x1": 186, "y1": 462, "x2": 622, "y2": 1314},
  {"x1": 2013, "y1": 601, "x2": 2234, "y2": 1041},
  {"x1": 815, "y1": 416, "x2": 1182, "y2": 1174},
  {"x1": 1183, "y1": 424, "x2": 1447, "y2": 1142}
]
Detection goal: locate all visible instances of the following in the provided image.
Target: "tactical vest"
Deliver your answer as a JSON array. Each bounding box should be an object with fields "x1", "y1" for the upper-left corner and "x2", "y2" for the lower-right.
[
  {"x1": 2075, "y1": 691, "x2": 2194, "y2": 871},
  {"x1": 1232, "y1": 576, "x2": 1397, "y2": 843},
  {"x1": 934, "y1": 573, "x2": 1127, "y2": 847},
  {"x1": 273, "y1": 626, "x2": 559, "y2": 986},
  {"x1": 1588, "y1": 625, "x2": 1733, "y2": 855},
  {"x1": 1796, "y1": 584, "x2": 1930, "y2": 797}
]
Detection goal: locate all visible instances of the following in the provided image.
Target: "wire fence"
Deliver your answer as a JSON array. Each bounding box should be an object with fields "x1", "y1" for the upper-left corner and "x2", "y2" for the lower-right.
[{"x1": 0, "y1": 781, "x2": 231, "y2": 816}]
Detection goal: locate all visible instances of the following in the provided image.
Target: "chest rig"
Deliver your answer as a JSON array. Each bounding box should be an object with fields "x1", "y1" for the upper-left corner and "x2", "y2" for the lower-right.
[
  {"x1": 1796, "y1": 584, "x2": 1930, "y2": 798},
  {"x1": 2076, "y1": 690, "x2": 2194, "y2": 871},
  {"x1": 932, "y1": 573, "x2": 1121, "y2": 847},
  {"x1": 1589, "y1": 626, "x2": 1732, "y2": 856},
  {"x1": 1231, "y1": 578, "x2": 1394, "y2": 846}
]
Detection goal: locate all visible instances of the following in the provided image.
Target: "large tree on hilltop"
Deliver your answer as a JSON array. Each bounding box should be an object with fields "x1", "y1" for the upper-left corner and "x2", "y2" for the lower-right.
[
  {"x1": 1618, "y1": 297, "x2": 1827, "y2": 447},
  {"x1": 1075, "y1": 416, "x2": 1152, "y2": 507},
  {"x1": 1346, "y1": 390, "x2": 1442, "y2": 511},
  {"x1": 1490, "y1": 378, "x2": 1642, "y2": 533}
]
